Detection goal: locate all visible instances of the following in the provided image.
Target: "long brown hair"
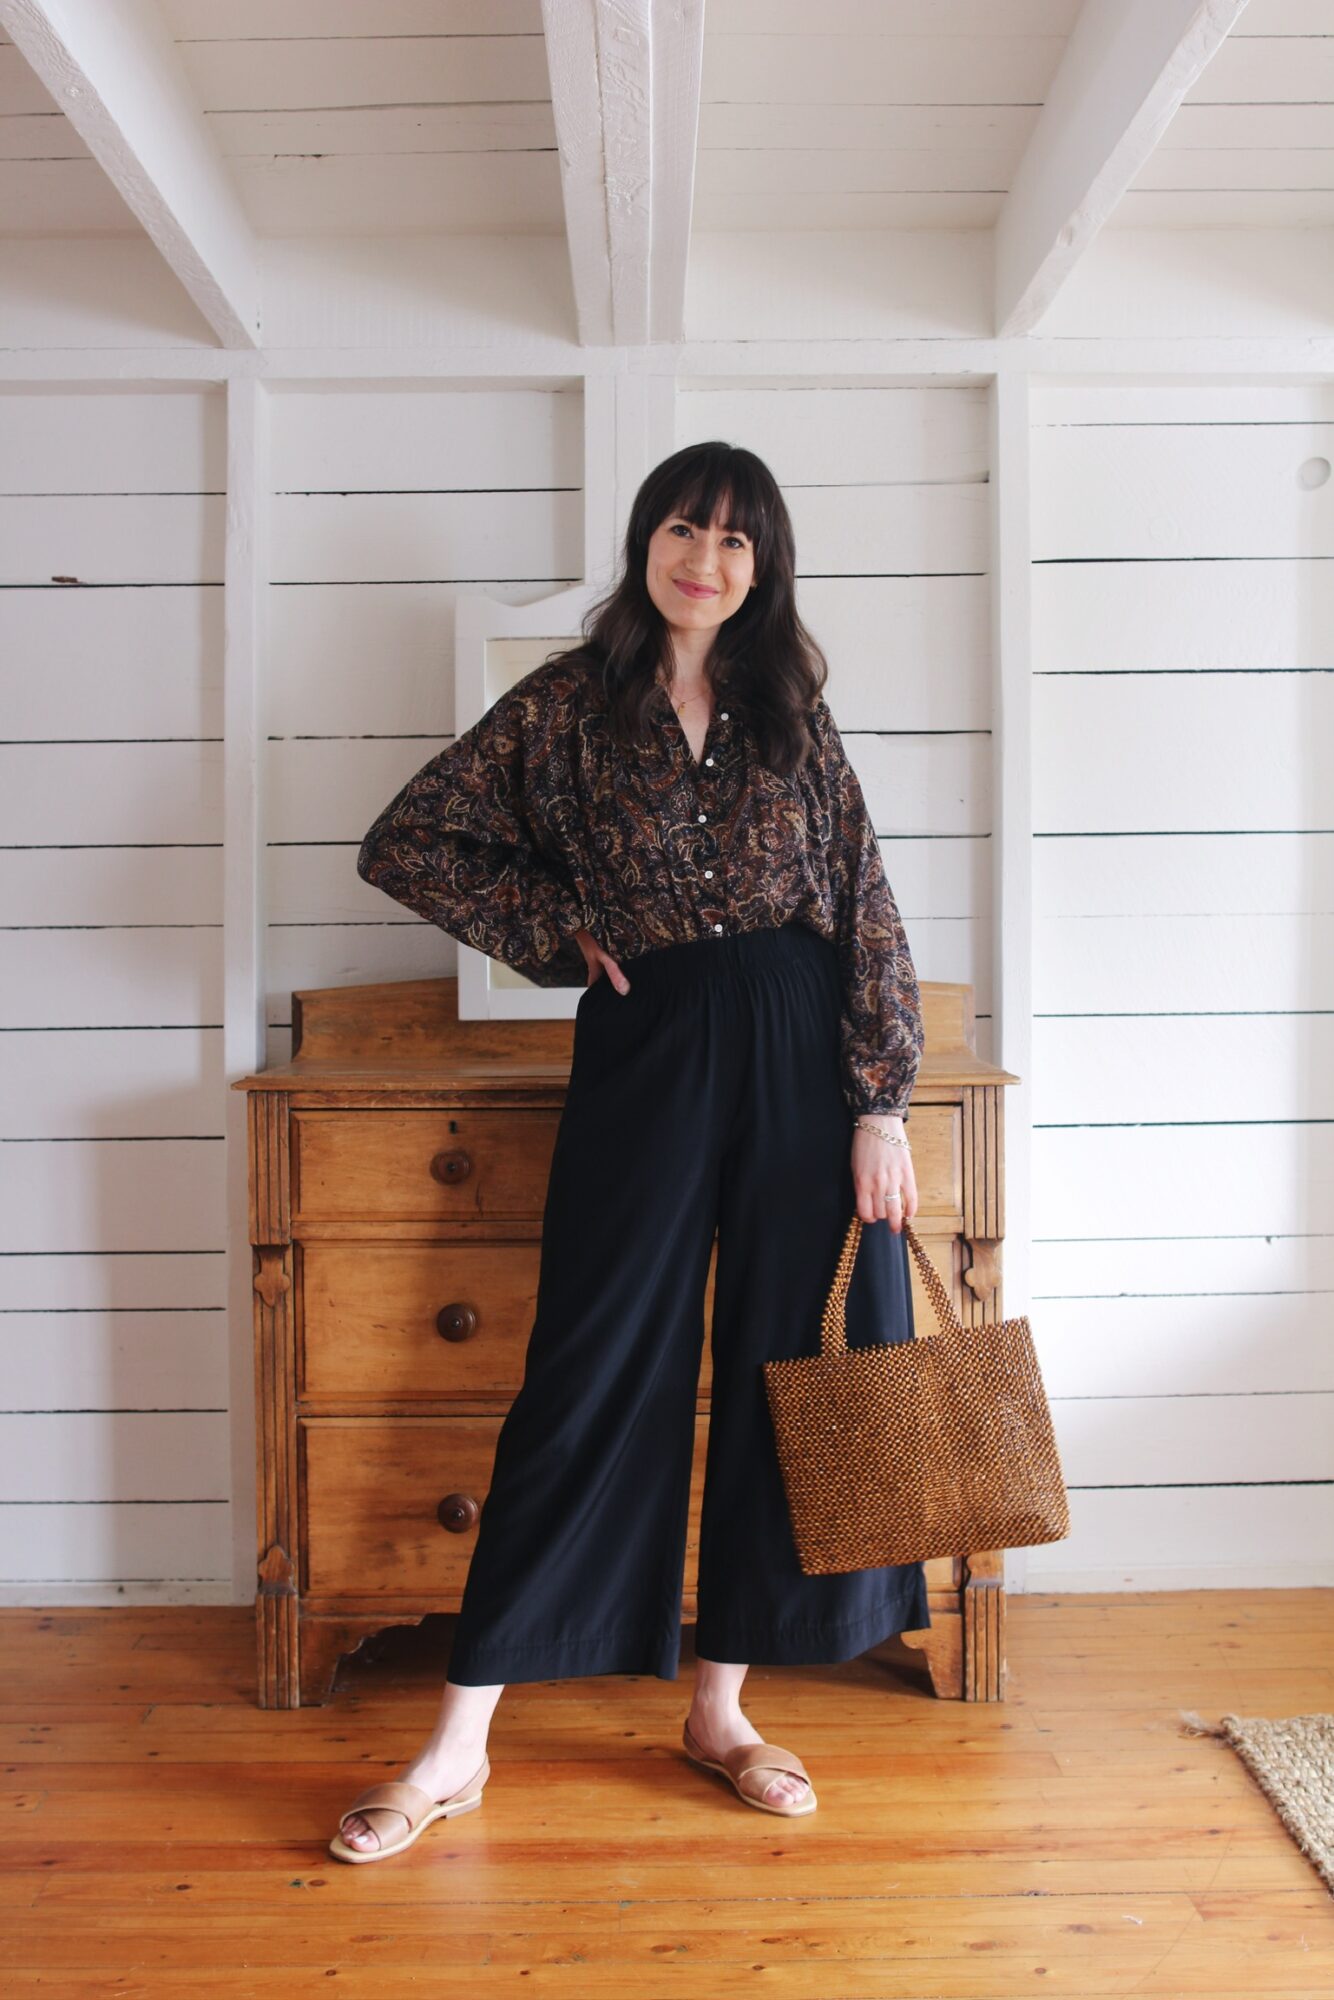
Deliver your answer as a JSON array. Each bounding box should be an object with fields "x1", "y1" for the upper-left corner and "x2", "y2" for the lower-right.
[{"x1": 549, "y1": 441, "x2": 830, "y2": 778}]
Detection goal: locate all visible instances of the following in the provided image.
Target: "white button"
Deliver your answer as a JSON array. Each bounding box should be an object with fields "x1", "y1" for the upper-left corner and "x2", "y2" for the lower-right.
[
  {"x1": 703, "y1": 869, "x2": 713, "y2": 878},
  {"x1": 698, "y1": 813, "x2": 706, "y2": 823},
  {"x1": 720, "y1": 711, "x2": 729, "y2": 720},
  {"x1": 713, "y1": 923, "x2": 723, "y2": 933},
  {"x1": 705, "y1": 755, "x2": 714, "y2": 766}
]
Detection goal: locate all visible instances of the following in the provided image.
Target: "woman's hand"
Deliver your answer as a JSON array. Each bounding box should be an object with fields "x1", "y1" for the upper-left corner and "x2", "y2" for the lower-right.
[
  {"x1": 851, "y1": 1114, "x2": 917, "y2": 1232},
  {"x1": 574, "y1": 928, "x2": 632, "y2": 996}
]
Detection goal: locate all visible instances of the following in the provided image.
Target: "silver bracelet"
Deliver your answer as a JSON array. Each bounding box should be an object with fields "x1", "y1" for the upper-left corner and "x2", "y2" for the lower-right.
[{"x1": 853, "y1": 1119, "x2": 911, "y2": 1149}]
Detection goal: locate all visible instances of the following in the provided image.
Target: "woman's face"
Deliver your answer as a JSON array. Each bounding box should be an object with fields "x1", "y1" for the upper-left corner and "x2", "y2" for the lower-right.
[{"x1": 645, "y1": 509, "x2": 756, "y2": 639}]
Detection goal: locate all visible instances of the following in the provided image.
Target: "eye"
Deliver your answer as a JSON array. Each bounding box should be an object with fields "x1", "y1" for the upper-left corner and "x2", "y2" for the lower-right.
[{"x1": 669, "y1": 522, "x2": 692, "y2": 537}]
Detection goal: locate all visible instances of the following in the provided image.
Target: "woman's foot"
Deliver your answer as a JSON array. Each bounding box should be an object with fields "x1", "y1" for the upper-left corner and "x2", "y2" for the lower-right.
[
  {"x1": 337, "y1": 1733, "x2": 490, "y2": 1854},
  {"x1": 684, "y1": 1694, "x2": 811, "y2": 1808}
]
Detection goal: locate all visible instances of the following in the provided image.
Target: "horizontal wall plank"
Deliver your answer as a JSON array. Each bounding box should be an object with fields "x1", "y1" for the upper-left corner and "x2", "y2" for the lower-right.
[
  {"x1": 1032, "y1": 1015, "x2": 1334, "y2": 1125},
  {"x1": 0, "y1": 1502, "x2": 229, "y2": 1587},
  {"x1": 0, "y1": 390, "x2": 224, "y2": 494},
  {"x1": 0, "y1": 1312, "x2": 228, "y2": 1413},
  {"x1": 677, "y1": 383, "x2": 990, "y2": 485},
  {"x1": 1033, "y1": 555, "x2": 1334, "y2": 672},
  {"x1": 0, "y1": 931, "x2": 222, "y2": 1028},
  {"x1": 1033, "y1": 1125, "x2": 1334, "y2": 1240},
  {"x1": 0, "y1": 1142, "x2": 225, "y2": 1255},
  {"x1": 0, "y1": 498, "x2": 225, "y2": 587},
  {"x1": 271, "y1": 489, "x2": 580, "y2": 585},
  {"x1": 1025, "y1": 1483, "x2": 1334, "y2": 1591},
  {"x1": 1032, "y1": 422, "x2": 1334, "y2": 562},
  {"x1": 0, "y1": 1413, "x2": 229, "y2": 1501},
  {"x1": 1034, "y1": 1294, "x2": 1333, "y2": 1400},
  {"x1": 1036, "y1": 830, "x2": 1334, "y2": 919},
  {"x1": 1034, "y1": 674, "x2": 1332, "y2": 831},
  {"x1": 270, "y1": 384, "x2": 580, "y2": 492},
  {"x1": 1035, "y1": 912, "x2": 1333, "y2": 1013},
  {"x1": 0, "y1": 1030, "x2": 224, "y2": 1140},
  {"x1": 1031, "y1": 1232, "x2": 1334, "y2": 1299},
  {"x1": 1035, "y1": 382, "x2": 1334, "y2": 425},
  {"x1": 0, "y1": 850, "x2": 221, "y2": 928},
  {"x1": 0, "y1": 587, "x2": 222, "y2": 741},
  {"x1": 1051, "y1": 1391, "x2": 1333, "y2": 1487},
  {"x1": 0, "y1": 744, "x2": 222, "y2": 847},
  {"x1": 0, "y1": 1253, "x2": 225, "y2": 1315}
]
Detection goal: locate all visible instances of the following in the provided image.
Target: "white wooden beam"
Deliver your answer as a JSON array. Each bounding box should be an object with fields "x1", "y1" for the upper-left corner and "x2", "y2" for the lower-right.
[
  {"x1": 993, "y1": 0, "x2": 1250, "y2": 337},
  {"x1": 541, "y1": 0, "x2": 705, "y2": 346},
  {"x1": 0, "y1": 0, "x2": 261, "y2": 349}
]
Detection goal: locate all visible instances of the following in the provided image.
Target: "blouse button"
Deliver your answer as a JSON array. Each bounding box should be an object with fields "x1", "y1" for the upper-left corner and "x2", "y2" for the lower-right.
[
  {"x1": 720, "y1": 711, "x2": 729, "y2": 720},
  {"x1": 713, "y1": 923, "x2": 723, "y2": 933},
  {"x1": 703, "y1": 869, "x2": 713, "y2": 879},
  {"x1": 698, "y1": 812, "x2": 707, "y2": 823},
  {"x1": 704, "y1": 755, "x2": 714, "y2": 766}
]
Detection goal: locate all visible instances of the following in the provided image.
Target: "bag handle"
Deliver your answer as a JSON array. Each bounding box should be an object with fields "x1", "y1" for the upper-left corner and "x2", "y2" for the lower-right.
[{"x1": 819, "y1": 1213, "x2": 964, "y2": 1357}]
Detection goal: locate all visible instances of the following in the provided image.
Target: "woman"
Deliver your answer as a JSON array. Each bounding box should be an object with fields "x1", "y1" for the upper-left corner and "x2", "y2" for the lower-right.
[{"x1": 330, "y1": 441, "x2": 927, "y2": 1862}]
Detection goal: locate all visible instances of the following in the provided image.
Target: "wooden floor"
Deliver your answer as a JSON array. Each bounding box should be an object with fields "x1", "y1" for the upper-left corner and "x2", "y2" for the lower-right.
[{"x1": 4, "y1": 1590, "x2": 1333, "y2": 1996}]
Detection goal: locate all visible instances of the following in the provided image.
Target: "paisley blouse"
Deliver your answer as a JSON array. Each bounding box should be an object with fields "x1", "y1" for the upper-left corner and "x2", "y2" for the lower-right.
[{"x1": 355, "y1": 656, "x2": 923, "y2": 1118}]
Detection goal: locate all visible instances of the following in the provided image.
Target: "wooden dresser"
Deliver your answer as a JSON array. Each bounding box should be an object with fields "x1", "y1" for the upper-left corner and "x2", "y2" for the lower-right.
[{"x1": 231, "y1": 974, "x2": 1018, "y2": 1707}]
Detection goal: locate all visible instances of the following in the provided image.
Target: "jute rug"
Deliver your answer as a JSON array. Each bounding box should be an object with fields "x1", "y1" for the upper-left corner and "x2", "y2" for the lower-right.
[{"x1": 1179, "y1": 1709, "x2": 1334, "y2": 1893}]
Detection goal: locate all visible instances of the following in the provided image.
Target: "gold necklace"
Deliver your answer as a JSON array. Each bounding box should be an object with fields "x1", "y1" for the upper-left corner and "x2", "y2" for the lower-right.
[{"x1": 660, "y1": 675, "x2": 710, "y2": 715}]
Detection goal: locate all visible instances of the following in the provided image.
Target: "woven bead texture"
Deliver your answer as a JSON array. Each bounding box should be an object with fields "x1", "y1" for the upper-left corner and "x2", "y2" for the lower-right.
[{"x1": 763, "y1": 1215, "x2": 1071, "y2": 1576}]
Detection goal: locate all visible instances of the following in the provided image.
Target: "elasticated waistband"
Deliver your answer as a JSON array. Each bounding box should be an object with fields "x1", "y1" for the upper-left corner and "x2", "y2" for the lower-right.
[{"x1": 615, "y1": 919, "x2": 836, "y2": 995}]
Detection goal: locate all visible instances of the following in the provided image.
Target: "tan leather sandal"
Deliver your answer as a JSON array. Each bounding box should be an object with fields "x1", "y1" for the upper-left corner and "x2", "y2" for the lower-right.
[
  {"x1": 328, "y1": 1755, "x2": 491, "y2": 1863},
  {"x1": 682, "y1": 1718, "x2": 817, "y2": 1817}
]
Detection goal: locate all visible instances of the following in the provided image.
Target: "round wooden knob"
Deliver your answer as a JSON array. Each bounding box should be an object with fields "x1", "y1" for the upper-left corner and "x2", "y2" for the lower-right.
[
  {"x1": 437, "y1": 1493, "x2": 479, "y2": 1534},
  {"x1": 429, "y1": 1148, "x2": 473, "y2": 1184},
  {"x1": 436, "y1": 1302, "x2": 478, "y2": 1342}
]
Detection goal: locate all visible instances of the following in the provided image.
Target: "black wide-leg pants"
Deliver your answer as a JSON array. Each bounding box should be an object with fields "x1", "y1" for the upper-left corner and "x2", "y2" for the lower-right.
[{"x1": 445, "y1": 919, "x2": 931, "y2": 1686}]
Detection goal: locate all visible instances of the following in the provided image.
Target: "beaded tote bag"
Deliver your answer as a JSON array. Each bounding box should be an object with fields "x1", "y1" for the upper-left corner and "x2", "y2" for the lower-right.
[{"x1": 763, "y1": 1214, "x2": 1070, "y2": 1576}]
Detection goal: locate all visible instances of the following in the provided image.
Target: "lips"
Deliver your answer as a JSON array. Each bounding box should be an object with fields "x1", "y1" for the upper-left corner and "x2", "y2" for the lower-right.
[{"x1": 674, "y1": 579, "x2": 718, "y2": 599}]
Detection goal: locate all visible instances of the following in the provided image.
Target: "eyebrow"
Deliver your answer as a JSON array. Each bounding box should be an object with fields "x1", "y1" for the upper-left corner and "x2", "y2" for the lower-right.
[{"x1": 675, "y1": 515, "x2": 749, "y2": 536}]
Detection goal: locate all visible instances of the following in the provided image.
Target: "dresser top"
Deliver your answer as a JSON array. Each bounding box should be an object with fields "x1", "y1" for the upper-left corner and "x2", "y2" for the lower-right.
[{"x1": 231, "y1": 975, "x2": 1019, "y2": 1093}]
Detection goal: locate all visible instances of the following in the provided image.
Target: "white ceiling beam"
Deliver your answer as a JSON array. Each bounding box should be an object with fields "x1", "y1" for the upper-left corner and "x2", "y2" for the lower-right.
[
  {"x1": 0, "y1": 0, "x2": 261, "y2": 349},
  {"x1": 541, "y1": 0, "x2": 705, "y2": 346},
  {"x1": 993, "y1": 0, "x2": 1251, "y2": 337}
]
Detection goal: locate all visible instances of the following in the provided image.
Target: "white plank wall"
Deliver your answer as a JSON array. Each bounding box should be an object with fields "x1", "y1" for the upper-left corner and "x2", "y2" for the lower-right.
[
  {"x1": 264, "y1": 385, "x2": 584, "y2": 1062},
  {"x1": 1028, "y1": 380, "x2": 1334, "y2": 1589},
  {"x1": 0, "y1": 386, "x2": 231, "y2": 1601}
]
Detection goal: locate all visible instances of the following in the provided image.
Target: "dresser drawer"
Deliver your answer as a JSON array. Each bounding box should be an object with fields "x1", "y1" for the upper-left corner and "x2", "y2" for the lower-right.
[
  {"x1": 302, "y1": 1415, "x2": 711, "y2": 1601},
  {"x1": 300, "y1": 1403, "x2": 943, "y2": 1620},
  {"x1": 298, "y1": 1238, "x2": 719, "y2": 1403},
  {"x1": 298, "y1": 1241, "x2": 542, "y2": 1399},
  {"x1": 291, "y1": 1109, "x2": 561, "y2": 1223}
]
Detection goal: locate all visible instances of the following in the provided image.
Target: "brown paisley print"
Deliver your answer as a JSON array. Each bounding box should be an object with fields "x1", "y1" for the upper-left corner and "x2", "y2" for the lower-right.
[{"x1": 356, "y1": 656, "x2": 924, "y2": 1117}]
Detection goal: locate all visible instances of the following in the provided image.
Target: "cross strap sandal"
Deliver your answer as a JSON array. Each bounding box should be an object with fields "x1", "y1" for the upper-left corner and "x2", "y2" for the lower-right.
[
  {"x1": 681, "y1": 1719, "x2": 817, "y2": 1817},
  {"x1": 328, "y1": 1755, "x2": 491, "y2": 1863}
]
